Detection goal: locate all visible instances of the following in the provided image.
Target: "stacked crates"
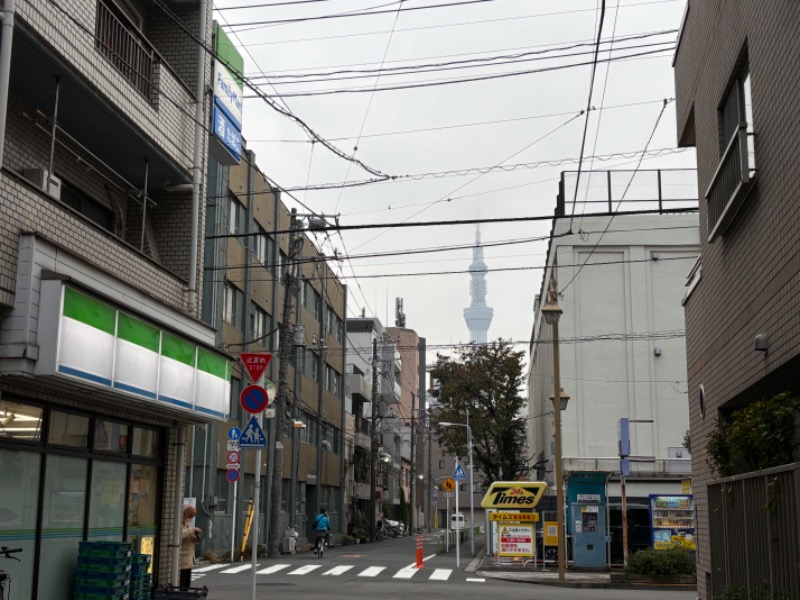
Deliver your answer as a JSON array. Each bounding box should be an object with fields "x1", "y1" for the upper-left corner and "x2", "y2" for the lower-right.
[
  {"x1": 129, "y1": 554, "x2": 152, "y2": 600},
  {"x1": 74, "y1": 541, "x2": 132, "y2": 600}
]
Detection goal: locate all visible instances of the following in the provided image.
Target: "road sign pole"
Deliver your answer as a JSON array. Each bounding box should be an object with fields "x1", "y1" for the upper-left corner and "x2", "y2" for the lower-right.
[
  {"x1": 250, "y1": 416, "x2": 261, "y2": 600},
  {"x1": 455, "y1": 456, "x2": 460, "y2": 569},
  {"x1": 231, "y1": 477, "x2": 238, "y2": 561}
]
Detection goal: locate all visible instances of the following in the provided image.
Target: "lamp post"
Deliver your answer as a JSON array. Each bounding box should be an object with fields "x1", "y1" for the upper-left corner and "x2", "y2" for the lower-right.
[
  {"x1": 541, "y1": 281, "x2": 566, "y2": 582},
  {"x1": 438, "y1": 421, "x2": 474, "y2": 557}
]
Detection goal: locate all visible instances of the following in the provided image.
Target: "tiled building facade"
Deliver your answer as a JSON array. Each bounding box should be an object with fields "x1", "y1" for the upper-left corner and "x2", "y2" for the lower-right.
[
  {"x1": 0, "y1": 1, "x2": 222, "y2": 598},
  {"x1": 673, "y1": 2, "x2": 800, "y2": 597}
]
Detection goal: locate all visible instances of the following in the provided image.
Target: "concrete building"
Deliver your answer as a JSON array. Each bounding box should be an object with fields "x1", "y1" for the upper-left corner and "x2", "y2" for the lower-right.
[
  {"x1": 193, "y1": 144, "x2": 348, "y2": 554},
  {"x1": 0, "y1": 1, "x2": 220, "y2": 596},
  {"x1": 344, "y1": 317, "x2": 402, "y2": 536},
  {"x1": 673, "y1": 3, "x2": 800, "y2": 597},
  {"x1": 528, "y1": 169, "x2": 699, "y2": 563}
]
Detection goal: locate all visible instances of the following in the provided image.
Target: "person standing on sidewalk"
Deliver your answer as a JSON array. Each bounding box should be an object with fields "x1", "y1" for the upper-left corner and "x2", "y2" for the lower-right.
[{"x1": 179, "y1": 505, "x2": 202, "y2": 590}]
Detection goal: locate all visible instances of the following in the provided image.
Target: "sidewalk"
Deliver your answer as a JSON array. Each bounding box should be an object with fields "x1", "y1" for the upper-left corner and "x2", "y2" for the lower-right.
[{"x1": 469, "y1": 544, "x2": 695, "y2": 591}]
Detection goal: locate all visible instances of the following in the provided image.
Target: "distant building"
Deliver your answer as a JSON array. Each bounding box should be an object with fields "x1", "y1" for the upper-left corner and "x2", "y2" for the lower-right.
[{"x1": 463, "y1": 229, "x2": 493, "y2": 343}]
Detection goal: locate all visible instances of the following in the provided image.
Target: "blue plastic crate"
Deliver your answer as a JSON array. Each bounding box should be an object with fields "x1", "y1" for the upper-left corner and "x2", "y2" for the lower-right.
[{"x1": 75, "y1": 570, "x2": 131, "y2": 582}]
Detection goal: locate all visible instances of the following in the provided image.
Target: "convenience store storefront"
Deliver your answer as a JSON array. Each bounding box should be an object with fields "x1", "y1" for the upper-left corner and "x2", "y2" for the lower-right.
[{"x1": 0, "y1": 240, "x2": 230, "y2": 599}]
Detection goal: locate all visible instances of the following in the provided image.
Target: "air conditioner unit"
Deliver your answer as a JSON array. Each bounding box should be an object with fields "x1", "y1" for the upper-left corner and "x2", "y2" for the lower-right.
[{"x1": 22, "y1": 168, "x2": 62, "y2": 201}]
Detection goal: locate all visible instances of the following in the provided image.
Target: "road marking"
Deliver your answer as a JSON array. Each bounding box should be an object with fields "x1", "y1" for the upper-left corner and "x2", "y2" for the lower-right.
[
  {"x1": 220, "y1": 563, "x2": 256, "y2": 574},
  {"x1": 256, "y1": 564, "x2": 290, "y2": 575},
  {"x1": 323, "y1": 565, "x2": 355, "y2": 576},
  {"x1": 289, "y1": 565, "x2": 324, "y2": 575},
  {"x1": 358, "y1": 566, "x2": 385, "y2": 577},
  {"x1": 193, "y1": 564, "x2": 227, "y2": 573},
  {"x1": 393, "y1": 566, "x2": 419, "y2": 579},
  {"x1": 429, "y1": 569, "x2": 452, "y2": 581},
  {"x1": 466, "y1": 577, "x2": 486, "y2": 582}
]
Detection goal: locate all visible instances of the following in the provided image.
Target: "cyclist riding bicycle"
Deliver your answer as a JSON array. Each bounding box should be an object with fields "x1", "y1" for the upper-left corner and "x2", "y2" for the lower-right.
[{"x1": 313, "y1": 508, "x2": 330, "y2": 556}]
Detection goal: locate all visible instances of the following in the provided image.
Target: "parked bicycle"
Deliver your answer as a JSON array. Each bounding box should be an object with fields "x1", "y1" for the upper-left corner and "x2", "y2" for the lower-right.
[{"x1": 0, "y1": 546, "x2": 22, "y2": 600}]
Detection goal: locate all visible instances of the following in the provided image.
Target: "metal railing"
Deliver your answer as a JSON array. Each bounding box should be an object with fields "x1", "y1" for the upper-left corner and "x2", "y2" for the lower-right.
[
  {"x1": 705, "y1": 124, "x2": 754, "y2": 241},
  {"x1": 708, "y1": 463, "x2": 800, "y2": 599},
  {"x1": 95, "y1": 0, "x2": 154, "y2": 101}
]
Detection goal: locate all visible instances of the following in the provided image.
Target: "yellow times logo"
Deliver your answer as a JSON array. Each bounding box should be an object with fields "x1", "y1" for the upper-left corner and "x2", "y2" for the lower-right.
[{"x1": 480, "y1": 481, "x2": 547, "y2": 509}]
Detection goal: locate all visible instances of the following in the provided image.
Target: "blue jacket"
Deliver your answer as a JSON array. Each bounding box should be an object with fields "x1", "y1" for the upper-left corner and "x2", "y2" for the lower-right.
[{"x1": 313, "y1": 514, "x2": 330, "y2": 531}]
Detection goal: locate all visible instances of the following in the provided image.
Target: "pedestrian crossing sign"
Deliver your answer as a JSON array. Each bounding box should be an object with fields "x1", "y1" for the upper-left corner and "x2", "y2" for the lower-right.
[
  {"x1": 239, "y1": 415, "x2": 267, "y2": 448},
  {"x1": 453, "y1": 464, "x2": 467, "y2": 480}
]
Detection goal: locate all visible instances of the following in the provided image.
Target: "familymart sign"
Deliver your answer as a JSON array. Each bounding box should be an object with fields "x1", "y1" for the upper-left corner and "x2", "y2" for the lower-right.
[{"x1": 37, "y1": 285, "x2": 231, "y2": 420}]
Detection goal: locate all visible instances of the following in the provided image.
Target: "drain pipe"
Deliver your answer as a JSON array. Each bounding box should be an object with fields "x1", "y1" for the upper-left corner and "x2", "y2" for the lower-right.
[
  {"x1": 172, "y1": 425, "x2": 187, "y2": 586},
  {"x1": 188, "y1": 0, "x2": 208, "y2": 315},
  {"x1": 0, "y1": 0, "x2": 16, "y2": 165}
]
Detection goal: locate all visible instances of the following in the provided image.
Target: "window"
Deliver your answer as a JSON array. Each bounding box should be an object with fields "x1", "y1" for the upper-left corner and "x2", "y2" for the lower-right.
[
  {"x1": 303, "y1": 281, "x2": 321, "y2": 318},
  {"x1": 223, "y1": 282, "x2": 244, "y2": 328},
  {"x1": 228, "y1": 196, "x2": 245, "y2": 235},
  {"x1": 249, "y1": 303, "x2": 271, "y2": 344},
  {"x1": 720, "y1": 65, "x2": 755, "y2": 171},
  {"x1": 438, "y1": 460, "x2": 445, "y2": 469},
  {"x1": 707, "y1": 55, "x2": 756, "y2": 241},
  {"x1": 278, "y1": 250, "x2": 288, "y2": 279},
  {"x1": 60, "y1": 180, "x2": 114, "y2": 231},
  {"x1": 304, "y1": 349, "x2": 319, "y2": 382},
  {"x1": 326, "y1": 366, "x2": 341, "y2": 395}
]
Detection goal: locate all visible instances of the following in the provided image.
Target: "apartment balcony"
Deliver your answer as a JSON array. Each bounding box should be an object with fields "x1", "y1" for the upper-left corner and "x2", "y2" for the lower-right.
[
  {"x1": 706, "y1": 124, "x2": 756, "y2": 242},
  {"x1": 353, "y1": 430, "x2": 370, "y2": 450},
  {"x1": 347, "y1": 372, "x2": 371, "y2": 402},
  {"x1": 13, "y1": 0, "x2": 201, "y2": 187}
]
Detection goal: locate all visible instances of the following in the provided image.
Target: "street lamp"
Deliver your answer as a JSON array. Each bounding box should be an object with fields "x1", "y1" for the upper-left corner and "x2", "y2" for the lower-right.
[
  {"x1": 541, "y1": 281, "x2": 566, "y2": 582},
  {"x1": 438, "y1": 421, "x2": 475, "y2": 557}
]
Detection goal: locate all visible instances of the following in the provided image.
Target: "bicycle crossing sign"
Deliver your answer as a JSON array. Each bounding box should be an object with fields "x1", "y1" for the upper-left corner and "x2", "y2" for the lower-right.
[
  {"x1": 453, "y1": 465, "x2": 467, "y2": 480},
  {"x1": 239, "y1": 415, "x2": 267, "y2": 448}
]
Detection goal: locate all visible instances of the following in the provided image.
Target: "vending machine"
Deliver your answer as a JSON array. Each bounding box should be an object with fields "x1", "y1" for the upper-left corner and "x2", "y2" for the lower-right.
[{"x1": 649, "y1": 494, "x2": 696, "y2": 551}]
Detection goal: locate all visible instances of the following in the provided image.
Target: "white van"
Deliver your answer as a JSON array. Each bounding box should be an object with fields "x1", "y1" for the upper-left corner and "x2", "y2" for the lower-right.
[{"x1": 450, "y1": 513, "x2": 466, "y2": 530}]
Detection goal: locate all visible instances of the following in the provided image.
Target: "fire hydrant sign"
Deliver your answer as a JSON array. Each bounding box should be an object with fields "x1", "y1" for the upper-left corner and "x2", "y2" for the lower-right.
[{"x1": 498, "y1": 524, "x2": 534, "y2": 557}]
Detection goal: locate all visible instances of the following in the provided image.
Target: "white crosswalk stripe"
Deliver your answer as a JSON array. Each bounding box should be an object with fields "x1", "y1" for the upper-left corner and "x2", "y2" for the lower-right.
[
  {"x1": 393, "y1": 566, "x2": 420, "y2": 579},
  {"x1": 357, "y1": 566, "x2": 385, "y2": 577},
  {"x1": 322, "y1": 566, "x2": 355, "y2": 576},
  {"x1": 256, "y1": 564, "x2": 290, "y2": 575},
  {"x1": 429, "y1": 569, "x2": 452, "y2": 581},
  {"x1": 288, "y1": 565, "x2": 324, "y2": 575},
  {"x1": 193, "y1": 564, "x2": 226, "y2": 573},
  {"x1": 220, "y1": 563, "x2": 258, "y2": 574}
]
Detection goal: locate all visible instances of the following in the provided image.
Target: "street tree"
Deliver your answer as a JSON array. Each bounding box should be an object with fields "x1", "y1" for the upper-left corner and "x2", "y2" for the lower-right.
[{"x1": 431, "y1": 339, "x2": 528, "y2": 485}]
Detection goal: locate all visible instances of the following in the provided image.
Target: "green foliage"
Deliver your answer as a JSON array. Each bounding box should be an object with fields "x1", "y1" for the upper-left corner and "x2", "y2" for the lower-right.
[
  {"x1": 625, "y1": 547, "x2": 696, "y2": 575},
  {"x1": 707, "y1": 392, "x2": 800, "y2": 477},
  {"x1": 352, "y1": 511, "x2": 368, "y2": 541},
  {"x1": 431, "y1": 340, "x2": 528, "y2": 484}
]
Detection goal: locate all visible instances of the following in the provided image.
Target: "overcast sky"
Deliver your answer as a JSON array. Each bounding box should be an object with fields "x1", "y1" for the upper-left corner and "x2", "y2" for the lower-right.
[{"x1": 213, "y1": 0, "x2": 695, "y2": 362}]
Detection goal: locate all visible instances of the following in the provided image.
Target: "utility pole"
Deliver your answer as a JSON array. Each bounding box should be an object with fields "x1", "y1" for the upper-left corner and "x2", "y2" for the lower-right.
[
  {"x1": 427, "y1": 409, "x2": 433, "y2": 532},
  {"x1": 369, "y1": 337, "x2": 379, "y2": 543},
  {"x1": 268, "y1": 208, "x2": 302, "y2": 556},
  {"x1": 410, "y1": 392, "x2": 417, "y2": 533}
]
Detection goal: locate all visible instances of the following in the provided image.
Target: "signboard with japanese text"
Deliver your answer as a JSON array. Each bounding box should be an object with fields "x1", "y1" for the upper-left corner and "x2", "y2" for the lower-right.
[
  {"x1": 498, "y1": 524, "x2": 534, "y2": 557},
  {"x1": 489, "y1": 512, "x2": 539, "y2": 522},
  {"x1": 240, "y1": 353, "x2": 273, "y2": 383}
]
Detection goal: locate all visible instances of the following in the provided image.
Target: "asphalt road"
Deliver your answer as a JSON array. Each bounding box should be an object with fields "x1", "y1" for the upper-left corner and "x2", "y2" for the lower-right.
[{"x1": 186, "y1": 533, "x2": 697, "y2": 600}]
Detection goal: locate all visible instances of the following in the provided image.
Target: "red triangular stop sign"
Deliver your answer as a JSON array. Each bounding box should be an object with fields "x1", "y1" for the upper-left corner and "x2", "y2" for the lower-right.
[{"x1": 240, "y1": 353, "x2": 273, "y2": 382}]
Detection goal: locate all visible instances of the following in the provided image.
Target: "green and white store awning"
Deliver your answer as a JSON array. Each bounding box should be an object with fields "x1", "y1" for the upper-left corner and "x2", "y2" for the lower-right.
[{"x1": 37, "y1": 284, "x2": 231, "y2": 420}]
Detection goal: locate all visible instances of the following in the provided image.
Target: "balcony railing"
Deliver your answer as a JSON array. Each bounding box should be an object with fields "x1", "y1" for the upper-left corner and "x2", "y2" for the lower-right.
[
  {"x1": 95, "y1": 1, "x2": 154, "y2": 101},
  {"x1": 706, "y1": 124, "x2": 755, "y2": 242}
]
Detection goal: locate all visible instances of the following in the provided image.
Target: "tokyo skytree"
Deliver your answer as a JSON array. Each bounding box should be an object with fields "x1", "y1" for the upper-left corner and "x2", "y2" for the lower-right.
[{"x1": 463, "y1": 228, "x2": 493, "y2": 344}]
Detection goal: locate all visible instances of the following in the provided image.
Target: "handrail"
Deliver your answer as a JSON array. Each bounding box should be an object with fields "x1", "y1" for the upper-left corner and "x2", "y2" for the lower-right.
[{"x1": 705, "y1": 123, "x2": 748, "y2": 201}]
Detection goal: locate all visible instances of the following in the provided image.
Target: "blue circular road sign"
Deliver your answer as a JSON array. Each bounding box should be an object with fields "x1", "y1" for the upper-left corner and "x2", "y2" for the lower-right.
[
  {"x1": 226, "y1": 468, "x2": 240, "y2": 483},
  {"x1": 228, "y1": 427, "x2": 242, "y2": 441},
  {"x1": 240, "y1": 385, "x2": 269, "y2": 414}
]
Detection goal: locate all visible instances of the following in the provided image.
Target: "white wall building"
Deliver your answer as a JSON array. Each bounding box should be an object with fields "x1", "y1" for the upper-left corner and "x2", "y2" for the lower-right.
[{"x1": 528, "y1": 170, "x2": 699, "y2": 504}]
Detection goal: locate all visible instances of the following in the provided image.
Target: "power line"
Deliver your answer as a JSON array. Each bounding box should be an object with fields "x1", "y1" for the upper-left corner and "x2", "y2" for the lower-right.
[
  {"x1": 224, "y1": 0, "x2": 503, "y2": 28},
  {"x1": 252, "y1": 47, "x2": 673, "y2": 97}
]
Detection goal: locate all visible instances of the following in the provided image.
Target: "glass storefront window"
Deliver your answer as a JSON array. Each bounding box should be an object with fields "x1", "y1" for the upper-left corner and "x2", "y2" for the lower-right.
[
  {"x1": 0, "y1": 449, "x2": 41, "y2": 600},
  {"x1": 132, "y1": 427, "x2": 159, "y2": 457},
  {"x1": 128, "y1": 464, "x2": 158, "y2": 567},
  {"x1": 48, "y1": 411, "x2": 89, "y2": 448},
  {"x1": 38, "y1": 455, "x2": 88, "y2": 599},
  {"x1": 94, "y1": 419, "x2": 129, "y2": 453},
  {"x1": 0, "y1": 399, "x2": 43, "y2": 443},
  {"x1": 88, "y1": 460, "x2": 127, "y2": 541}
]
